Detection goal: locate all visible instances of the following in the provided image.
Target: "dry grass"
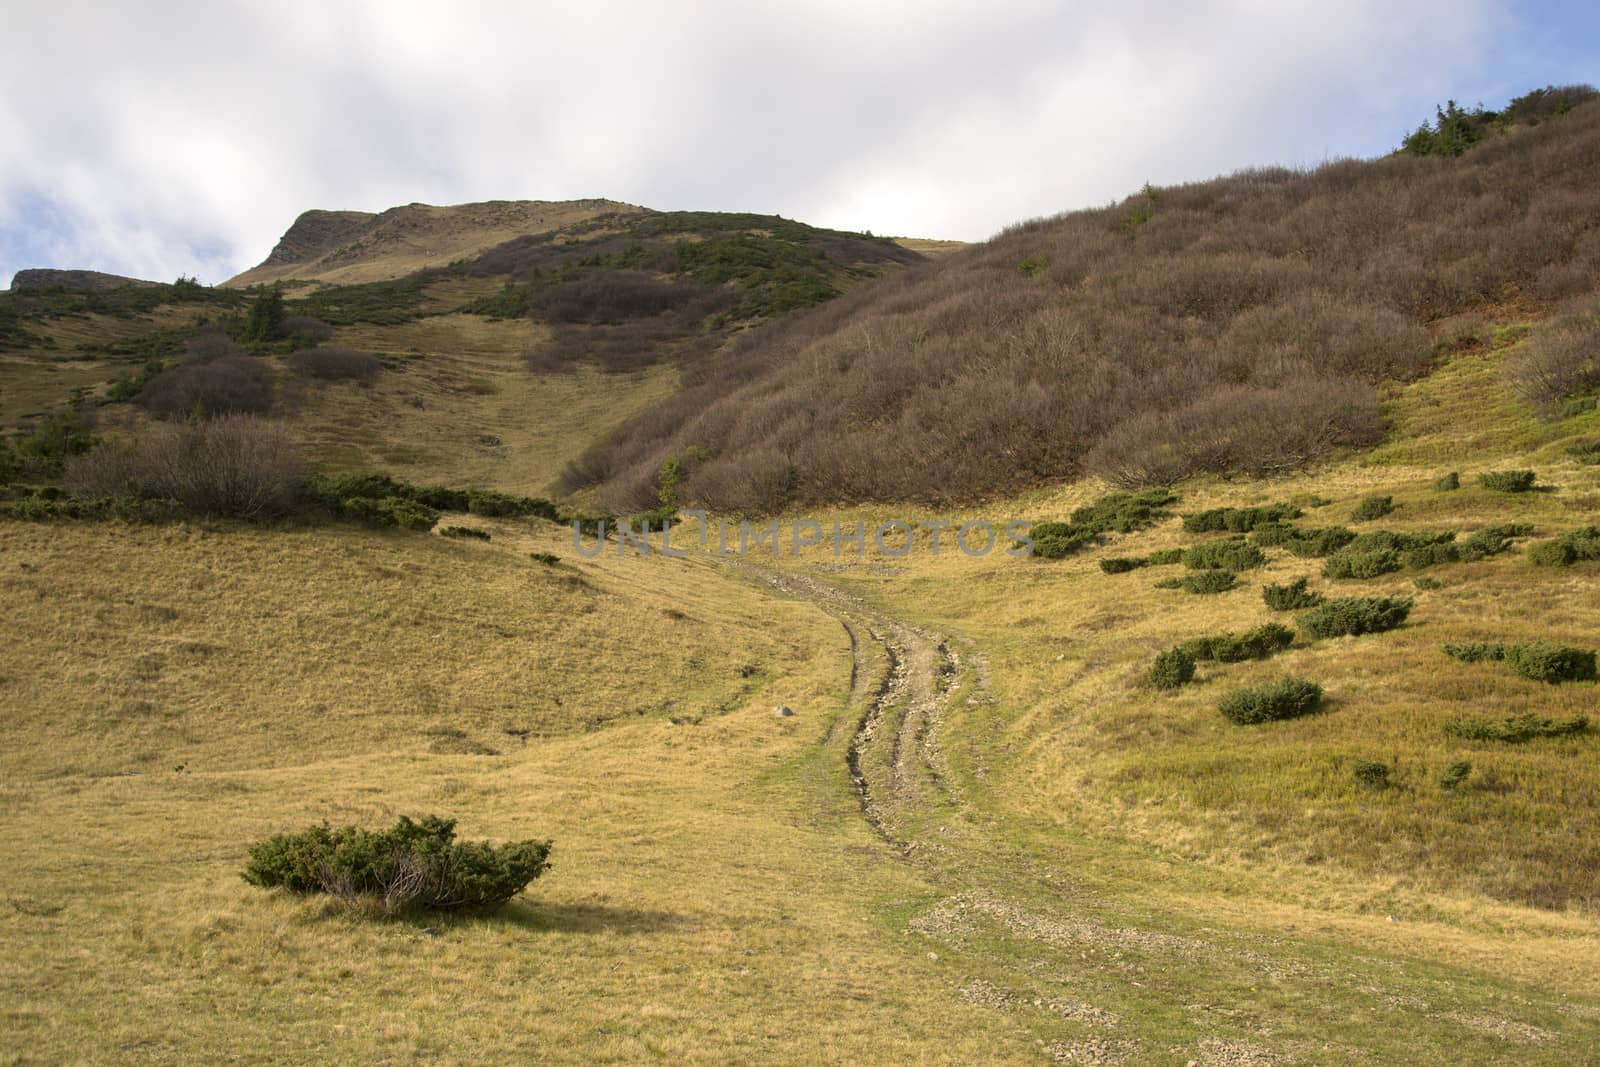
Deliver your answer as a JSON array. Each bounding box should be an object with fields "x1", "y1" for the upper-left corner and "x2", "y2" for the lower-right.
[
  {"x1": 0, "y1": 518, "x2": 1052, "y2": 1063},
  {"x1": 287, "y1": 312, "x2": 679, "y2": 495}
]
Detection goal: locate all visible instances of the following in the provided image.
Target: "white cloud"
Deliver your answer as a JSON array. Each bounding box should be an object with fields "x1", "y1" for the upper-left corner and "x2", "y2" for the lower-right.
[{"x1": 0, "y1": 0, "x2": 1508, "y2": 286}]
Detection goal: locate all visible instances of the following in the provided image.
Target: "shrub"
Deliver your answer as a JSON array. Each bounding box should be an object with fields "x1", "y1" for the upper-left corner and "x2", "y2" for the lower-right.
[
  {"x1": 138, "y1": 355, "x2": 274, "y2": 420},
  {"x1": 241, "y1": 815, "x2": 552, "y2": 913},
  {"x1": 1440, "y1": 760, "x2": 1473, "y2": 790},
  {"x1": 440, "y1": 525, "x2": 490, "y2": 541},
  {"x1": 1352, "y1": 760, "x2": 1390, "y2": 787},
  {"x1": 530, "y1": 551, "x2": 560, "y2": 566},
  {"x1": 1298, "y1": 596, "x2": 1414, "y2": 638},
  {"x1": 1444, "y1": 714, "x2": 1591, "y2": 743},
  {"x1": 63, "y1": 416, "x2": 302, "y2": 519},
  {"x1": 1350, "y1": 495, "x2": 1395, "y2": 522},
  {"x1": 1179, "y1": 622, "x2": 1295, "y2": 662},
  {"x1": 1249, "y1": 521, "x2": 1297, "y2": 547},
  {"x1": 1183, "y1": 538, "x2": 1266, "y2": 570},
  {"x1": 1263, "y1": 577, "x2": 1323, "y2": 611},
  {"x1": 467, "y1": 488, "x2": 560, "y2": 521},
  {"x1": 1100, "y1": 557, "x2": 1146, "y2": 574},
  {"x1": 1505, "y1": 643, "x2": 1597, "y2": 684},
  {"x1": 1478, "y1": 470, "x2": 1537, "y2": 493},
  {"x1": 1528, "y1": 526, "x2": 1600, "y2": 566},
  {"x1": 1180, "y1": 570, "x2": 1237, "y2": 594},
  {"x1": 1509, "y1": 306, "x2": 1600, "y2": 408},
  {"x1": 1414, "y1": 576, "x2": 1442, "y2": 590},
  {"x1": 286, "y1": 346, "x2": 382, "y2": 384},
  {"x1": 1459, "y1": 523, "x2": 1534, "y2": 561},
  {"x1": 1402, "y1": 542, "x2": 1461, "y2": 569},
  {"x1": 1443, "y1": 642, "x2": 1507, "y2": 663},
  {"x1": 1029, "y1": 489, "x2": 1178, "y2": 559},
  {"x1": 339, "y1": 495, "x2": 440, "y2": 530},
  {"x1": 1435, "y1": 471, "x2": 1460, "y2": 491},
  {"x1": 1145, "y1": 548, "x2": 1184, "y2": 565},
  {"x1": 1279, "y1": 526, "x2": 1357, "y2": 557},
  {"x1": 1218, "y1": 678, "x2": 1323, "y2": 725},
  {"x1": 1148, "y1": 647, "x2": 1196, "y2": 689},
  {"x1": 280, "y1": 316, "x2": 334, "y2": 343},
  {"x1": 1323, "y1": 547, "x2": 1402, "y2": 579},
  {"x1": 1181, "y1": 503, "x2": 1301, "y2": 533}
]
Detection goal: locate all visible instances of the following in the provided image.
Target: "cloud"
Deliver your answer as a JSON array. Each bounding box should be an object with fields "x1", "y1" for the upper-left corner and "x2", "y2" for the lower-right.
[{"x1": 0, "y1": 0, "x2": 1537, "y2": 287}]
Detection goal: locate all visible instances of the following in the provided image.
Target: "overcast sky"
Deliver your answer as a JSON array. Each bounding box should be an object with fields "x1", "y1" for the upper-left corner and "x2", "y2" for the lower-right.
[{"x1": 1, "y1": 1, "x2": 1595, "y2": 287}]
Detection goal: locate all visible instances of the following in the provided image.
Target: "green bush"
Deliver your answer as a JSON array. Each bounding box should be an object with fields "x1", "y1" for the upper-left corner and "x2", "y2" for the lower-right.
[
  {"x1": 1505, "y1": 643, "x2": 1597, "y2": 684},
  {"x1": 1144, "y1": 548, "x2": 1184, "y2": 565},
  {"x1": 468, "y1": 488, "x2": 560, "y2": 521},
  {"x1": 1179, "y1": 623, "x2": 1295, "y2": 662},
  {"x1": 1183, "y1": 538, "x2": 1266, "y2": 571},
  {"x1": 340, "y1": 496, "x2": 440, "y2": 530},
  {"x1": 1100, "y1": 557, "x2": 1147, "y2": 574},
  {"x1": 1350, "y1": 495, "x2": 1395, "y2": 522},
  {"x1": 1148, "y1": 647, "x2": 1196, "y2": 689},
  {"x1": 1277, "y1": 526, "x2": 1357, "y2": 557},
  {"x1": 1478, "y1": 469, "x2": 1537, "y2": 493},
  {"x1": 530, "y1": 552, "x2": 560, "y2": 566},
  {"x1": 1443, "y1": 714, "x2": 1590, "y2": 743},
  {"x1": 1435, "y1": 471, "x2": 1461, "y2": 491},
  {"x1": 1352, "y1": 760, "x2": 1391, "y2": 787},
  {"x1": 1262, "y1": 577, "x2": 1323, "y2": 611},
  {"x1": 440, "y1": 525, "x2": 490, "y2": 541},
  {"x1": 1179, "y1": 570, "x2": 1237, "y2": 594},
  {"x1": 1181, "y1": 503, "x2": 1301, "y2": 533},
  {"x1": 1218, "y1": 678, "x2": 1323, "y2": 725},
  {"x1": 241, "y1": 815, "x2": 552, "y2": 913},
  {"x1": 1440, "y1": 760, "x2": 1472, "y2": 789},
  {"x1": 1031, "y1": 489, "x2": 1179, "y2": 560},
  {"x1": 1249, "y1": 521, "x2": 1297, "y2": 548},
  {"x1": 1297, "y1": 596, "x2": 1413, "y2": 638},
  {"x1": 1459, "y1": 524, "x2": 1534, "y2": 561},
  {"x1": 1528, "y1": 527, "x2": 1600, "y2": 567},
  {"x1": 1414, "y1": 576, "x2": 1442, "y2": 590},
  {"x1": 1323, "y1": 547, "x2": 1402, "y2": 579},
  {"x1": 1402, "y1": 542, "x2": 1460, "y2": 569},
  {"x1": 1568, "y1": 441, "x2": 1600, "y2": 466}
]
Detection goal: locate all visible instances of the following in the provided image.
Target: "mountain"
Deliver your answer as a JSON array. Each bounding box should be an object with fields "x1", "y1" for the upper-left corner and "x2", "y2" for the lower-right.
[
  {"x1": 225, "y1": 198, "x2": 645, "y2": 287},
  {"x1": 8, "y1": 268, "x2": 160, "y2": 292}
]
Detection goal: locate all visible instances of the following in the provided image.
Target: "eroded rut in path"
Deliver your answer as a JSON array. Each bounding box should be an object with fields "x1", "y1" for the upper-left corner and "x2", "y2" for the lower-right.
[{"x1": 732, "y1": 564, "x2": 981, "y2": 853}]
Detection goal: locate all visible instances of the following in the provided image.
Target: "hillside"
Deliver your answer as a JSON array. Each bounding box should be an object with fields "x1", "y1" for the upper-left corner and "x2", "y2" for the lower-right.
[
  {"x1": 573, "y1": 87, "x2": 1600, "y2": 515},
  {"x1": 3, "y1": 87, "x2": 1600, "y2": 1064},
  {"x1": 8, "y1": 268, "x2": 160, "y2": 292},
  {"x1": 0, "y1": 205, "x2": 923, "y2": 494}
]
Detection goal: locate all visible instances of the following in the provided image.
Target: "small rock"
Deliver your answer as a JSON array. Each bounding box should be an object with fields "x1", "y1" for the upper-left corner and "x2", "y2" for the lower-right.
[{"x1": 774, "y1": 705, "x2": 794, "y2": 717}]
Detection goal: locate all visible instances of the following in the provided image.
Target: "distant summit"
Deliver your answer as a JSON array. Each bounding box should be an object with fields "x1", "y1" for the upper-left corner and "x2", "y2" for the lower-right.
[
  {"x1": 226, "y1": 199, "x2": 644, "y2": 288},
  {"x1": 9, "y1": 268, "x2": 159, "y2": 292}
]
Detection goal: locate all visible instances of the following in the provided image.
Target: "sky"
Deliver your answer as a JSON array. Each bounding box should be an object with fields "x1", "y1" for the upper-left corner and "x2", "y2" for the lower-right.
[{"x1": 1, "y1": 1, "x2": 1596, "y2": 288}]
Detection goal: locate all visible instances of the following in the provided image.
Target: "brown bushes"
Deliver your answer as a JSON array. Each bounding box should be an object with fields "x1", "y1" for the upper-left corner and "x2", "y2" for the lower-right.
[
  {"x1": 1509, "y1": 298, "x2": 1600, "y2": 408},
  {"x1": 139, "y1": 354, "x2": 274, "y2": 420},
  {"x1": 286, "y1": 345, "x2": 383, "y2": 384},
  {"x1": 64, "y1": 416, "x2": 303, "y2": 518},
  {"x1": 571, "y1": 95, "x2": 1600, "y2": 514}
]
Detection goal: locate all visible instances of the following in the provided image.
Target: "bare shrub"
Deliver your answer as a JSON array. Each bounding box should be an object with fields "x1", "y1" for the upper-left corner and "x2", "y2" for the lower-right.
[
  {"x1": 286, "y1": 345, "x2": 383, "y2": 384},
  {"x1": 139, "y1": 355, "x2": 274, "y2": 419},
  {"x1": 64, "y1": 416, "x2": 303, "y2": 518},
  {"x1": 280, "y1": 315, "x2": 334, "y2": 343},
  {"x1": 182, "y1": 327, "x2": 247, "y2": 364},
  {"x1": 572, "y1": 94, "x2": 1600, "y2": 512},
  {"x1": 1509, "y1": 302, "x2": 1600, "y2": 407}
]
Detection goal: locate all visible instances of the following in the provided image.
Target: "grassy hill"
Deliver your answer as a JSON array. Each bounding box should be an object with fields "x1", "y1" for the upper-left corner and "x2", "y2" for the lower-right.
[{"x1": 2, "y1": 89, "x2": 1599, "y2": 1062}]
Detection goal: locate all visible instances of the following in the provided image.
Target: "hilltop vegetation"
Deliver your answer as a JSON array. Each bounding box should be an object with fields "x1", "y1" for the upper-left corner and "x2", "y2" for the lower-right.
[{"x1": 573, "y1": 88, "x2": 1600, "y2": 514}]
